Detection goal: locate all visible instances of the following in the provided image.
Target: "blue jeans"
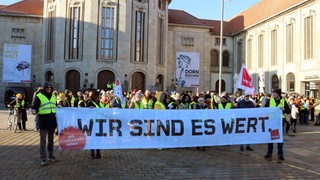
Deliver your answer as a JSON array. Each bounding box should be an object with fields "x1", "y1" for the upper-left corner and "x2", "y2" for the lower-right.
[
  {"x1": 267, "y1": 143, "x2": 283, "y2": 156},
  {"x1": 300, "y1": 110, "x2": 309, "y2": 124}
]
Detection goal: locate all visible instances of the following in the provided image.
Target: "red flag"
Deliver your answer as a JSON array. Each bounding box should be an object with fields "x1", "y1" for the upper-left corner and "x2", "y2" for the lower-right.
[{"x1": 236, "y1": 64, "x2": 255, "y2": 94}]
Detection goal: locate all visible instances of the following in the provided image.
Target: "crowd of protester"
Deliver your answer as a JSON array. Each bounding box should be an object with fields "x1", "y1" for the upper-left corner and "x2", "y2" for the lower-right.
[
  {"x1": 49, "y1": 87, "x2": 320, "y2": 133},
  {"x1": 24, "y1": 82, "x2": 320, "y2": 165}
]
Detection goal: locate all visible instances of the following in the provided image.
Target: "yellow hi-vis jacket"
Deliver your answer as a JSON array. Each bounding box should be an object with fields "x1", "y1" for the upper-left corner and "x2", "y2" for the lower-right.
[{"x1": 37, "y1": 93, "x2": 56, "y2": 114}]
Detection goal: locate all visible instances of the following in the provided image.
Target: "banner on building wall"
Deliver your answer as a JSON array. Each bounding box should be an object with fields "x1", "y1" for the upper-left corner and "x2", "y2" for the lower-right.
[
  {"x1": 2, "y1": 44, "x2": 32, "y2": 82},
  {"x1": 175, "y1": 52, "x2": 200, "y2": 87},
  {"x1": 56, "y1": 107, "x2": 283, "y2": 150}
]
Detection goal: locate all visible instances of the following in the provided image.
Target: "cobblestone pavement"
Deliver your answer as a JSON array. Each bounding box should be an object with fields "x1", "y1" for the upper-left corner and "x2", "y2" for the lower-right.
[{"x1": 0, "y1": 109, "x2": 320, "y2": 179}]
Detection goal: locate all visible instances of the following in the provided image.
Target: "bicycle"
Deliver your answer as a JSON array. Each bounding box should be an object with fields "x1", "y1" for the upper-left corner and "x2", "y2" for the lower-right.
[{"x1": 7, "y1": 107, "x2": 21, "y2": 133}]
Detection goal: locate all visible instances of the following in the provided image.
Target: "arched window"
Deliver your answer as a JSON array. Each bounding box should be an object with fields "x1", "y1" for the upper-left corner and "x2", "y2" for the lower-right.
[
  {"x1": 286, "y1": 73, "x2": 295, "y2": 92},
  {"x1": 131, "y1": 72, "x2": 146, "y2": 92},
  {"x1": 97, "y1": 70, "x2": 115, "y2": 90},
  {"x1": 215, "y1": 79, "x2": 226, "y2": 92},
  {"x1": 155, "y1": 74, "x2": 164, "y2": 91},
  {"x1": 65, "y1": 70, "x2": 80, "y2": 93}
]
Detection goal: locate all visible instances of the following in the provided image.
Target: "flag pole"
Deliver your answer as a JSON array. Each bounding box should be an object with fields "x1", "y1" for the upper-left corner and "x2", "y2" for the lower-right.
[{"x1": 218, "y1": 0, "x2": 224, "y2": 96}]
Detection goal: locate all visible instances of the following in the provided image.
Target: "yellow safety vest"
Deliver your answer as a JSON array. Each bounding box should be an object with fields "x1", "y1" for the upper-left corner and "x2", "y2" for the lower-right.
[
  {"x1": 179, "y1": 103, "x2": 191, "y2": 109},
  {"x1": 218, "y1": 102, "x2": 232, "y2": 109},
  {"x1": 270, "y1": 98, "x2": 285, "y2": 118},
  {"x1": 155, "y1": 101, "x2": 166, "y2": 109},
  {"x1": 134, "y1": 102, "x2": 143, "y2": 109},
  {"x1": 78, "y1": 100, "x2": 86, "y2": 107},
  {"x1": 14, "y1": 99, "x2": 25, "y2": 108},
  {"x1": 100, "y1": 101, "x2": 110, "y2": 108},
  {"x1": 141, "y1": 98, "x2": 153, "y2": 109},
  {"x1": 37, "y1": 93, "x2": 56, "y2": 114},
  {"x1": 71, "y1": 95, "x2": 75, "y2": 107}
]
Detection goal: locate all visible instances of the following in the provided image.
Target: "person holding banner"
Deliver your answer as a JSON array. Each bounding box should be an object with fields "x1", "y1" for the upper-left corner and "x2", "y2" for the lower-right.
[
  {"x1": 154, "y1": 91, "x2": 168, "y2": 110},
  {"x1": 99, "y1": 91, "x2": 110, "y2": 108},
  {"x1": 264, "y1": 89, "x2": 290, "y2": 161},
  {"x1": 128, "y1": 92, "x2": 143, "y2": 109},
  {"x1": 141, "y1": 90, "x2": 154, "y2": 109},
  {"x1": 31, "y1": 82, "x2": 58, "y2": 166},
  {"x1": 178, "y1": 93, "x2": 192, "y2": 109},
  {"x1": 236, "y1": 93, "x2": 254, "y2": 151},
  {"x1": 86, "y1": 90, "x2": 102, "y2": 159}
]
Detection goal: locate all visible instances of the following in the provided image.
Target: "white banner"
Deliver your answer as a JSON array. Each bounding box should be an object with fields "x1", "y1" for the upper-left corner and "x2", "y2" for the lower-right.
[
  {"x1": 56, "y1": 108, "x2": 283, "y2": 150},
  {"x1": 175, "y1": 52, "x2": 200, "y2": 87},
  {"x1": 2, "y1": 44, "x2": 32, "y2": 82}
]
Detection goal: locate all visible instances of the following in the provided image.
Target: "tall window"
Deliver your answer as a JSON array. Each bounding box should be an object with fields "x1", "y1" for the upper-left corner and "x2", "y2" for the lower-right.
[
  {"x1": 100, "y1": 6, "x2": 115, "y2": 60},
  {"x1": 271, "y1": 29, "x2": 277, "y2": 66},
  {"x1": 210, "y1": 49, "x2": 218, "y2": 68},
  {"x1": 247, "y1": 39, "x2": 252, "y2": 69},
  {"x1": 258, "y1": 34, "x2": 264, "y2": 68},
  {"x1": 286, "y1": 24, "x2": 293, "y2": 63},
  {"x1": 65, "y1": 3, "x2": 83, "y2": 60},
  {"x1": 222, "y1": 51, "x2": 229, "y2": 67},
  {"x1": 135, "y1": 11, "x2": 145, "y2": 62},
  {"x1": 237, "y1": 41, "x2": 243, "y2": 73},
  {"x1": 304, "y1": 16, "x2": 313, "y2": 59},
  {"x1": 157, "y1": 17, "x2": 164, "y2": 65},
  {"x1": 47, "y1": 8, "x2": 56, "y2": 62}
]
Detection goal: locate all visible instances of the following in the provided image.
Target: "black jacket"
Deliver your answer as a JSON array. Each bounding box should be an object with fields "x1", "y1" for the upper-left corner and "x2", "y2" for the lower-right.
[{"x1": 32, "y1": 90, "x2": 57, "y2": 130}]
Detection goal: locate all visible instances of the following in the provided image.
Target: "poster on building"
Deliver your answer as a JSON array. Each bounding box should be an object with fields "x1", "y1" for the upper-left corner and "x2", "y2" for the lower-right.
[
  {"x1": 2, "y1": 44, "x2": 32, "y2": 82},
  {"x1": 175, "y1": 52, "x2": 200, "y2": 87}
]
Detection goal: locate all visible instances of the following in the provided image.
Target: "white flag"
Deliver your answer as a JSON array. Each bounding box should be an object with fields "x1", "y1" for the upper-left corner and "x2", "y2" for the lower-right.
[
  {"x1": 113, "y1": 77, "x2": 124, "y2": 105},
  {"x1": 236, "y1": 64, "x2": 255, "y2": 94}
]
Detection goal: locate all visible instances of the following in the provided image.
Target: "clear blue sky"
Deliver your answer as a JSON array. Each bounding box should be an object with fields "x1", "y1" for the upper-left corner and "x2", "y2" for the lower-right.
[
  {"x1": 1, "y1": 0, "x2": 261, "y2": 20},
  {"x1": 1, "y1": 0, "x2": 21, "y2": 5},
  {"x1": 169, "y1": 0, "x2": 261, "y2": 20}
]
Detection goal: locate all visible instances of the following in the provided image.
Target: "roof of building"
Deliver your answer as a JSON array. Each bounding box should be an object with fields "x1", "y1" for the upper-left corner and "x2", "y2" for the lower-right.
[
  {"x1": 201, "y1": 19, "x2": 232, "y2": 36},
  {"x1": 169, "y1": 0, "x2": 307, "y2": 35},
  {"x1": 228, "y1": 0, "x2": 305, "y2": 34},
  {"x1": 0, "y1": 0, "x2": 43, "y2": 16},
  {"x1": 168, "y1": 9, "x2": 211, "y2": 28}
]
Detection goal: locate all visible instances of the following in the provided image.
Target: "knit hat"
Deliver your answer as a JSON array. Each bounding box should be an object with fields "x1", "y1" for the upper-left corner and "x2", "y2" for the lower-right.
[
  {"x1": 198, "y1": 97, "x2": 205, "y2": 103},
  {"x1": 273, "y1": 89, "x2": 282, "y2": 96}
]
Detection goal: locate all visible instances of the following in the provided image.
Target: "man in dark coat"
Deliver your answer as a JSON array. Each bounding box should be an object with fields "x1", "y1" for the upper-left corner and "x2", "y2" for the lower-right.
[{"x1": 31, "y1": 82, "x2": 57, "y2": 166}]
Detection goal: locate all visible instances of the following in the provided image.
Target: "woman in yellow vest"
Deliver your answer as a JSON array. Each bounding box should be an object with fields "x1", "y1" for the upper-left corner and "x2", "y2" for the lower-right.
[
  {"x1": 128, "y1": 92, "x2": 143, "y2": 109},
  {"x1": 178, "y1": 93, "x2": 191, "y2": 109},
  {"x1": 8, "y1": 93, "x2": 25, "y2": 131},
  {"x1": 31, "y1": 82, "x2": 58, "y2": 166},
  {"x1": 141, "y1": 90, "x2": 154, "y2": 109},
  {"x1": 99, "y1": 91, "x2": 110, "y2": 108},
  {"x1": 154, "y1": 91, "x2": 168, "y2": 110}
]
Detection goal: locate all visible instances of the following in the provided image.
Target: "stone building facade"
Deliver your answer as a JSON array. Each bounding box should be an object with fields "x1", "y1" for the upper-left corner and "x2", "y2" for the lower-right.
[
  {"x1": 232, "y1": 0, "x2": 320, "y2": 97},
  {"x1": 0, "y1": 0, "x2": 43, "y2": 104}
]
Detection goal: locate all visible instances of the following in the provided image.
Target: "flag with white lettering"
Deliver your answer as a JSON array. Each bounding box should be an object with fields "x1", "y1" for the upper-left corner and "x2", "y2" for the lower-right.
[{"x1": 236, "y1": 64, "x2": 255, "y2": 94}]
